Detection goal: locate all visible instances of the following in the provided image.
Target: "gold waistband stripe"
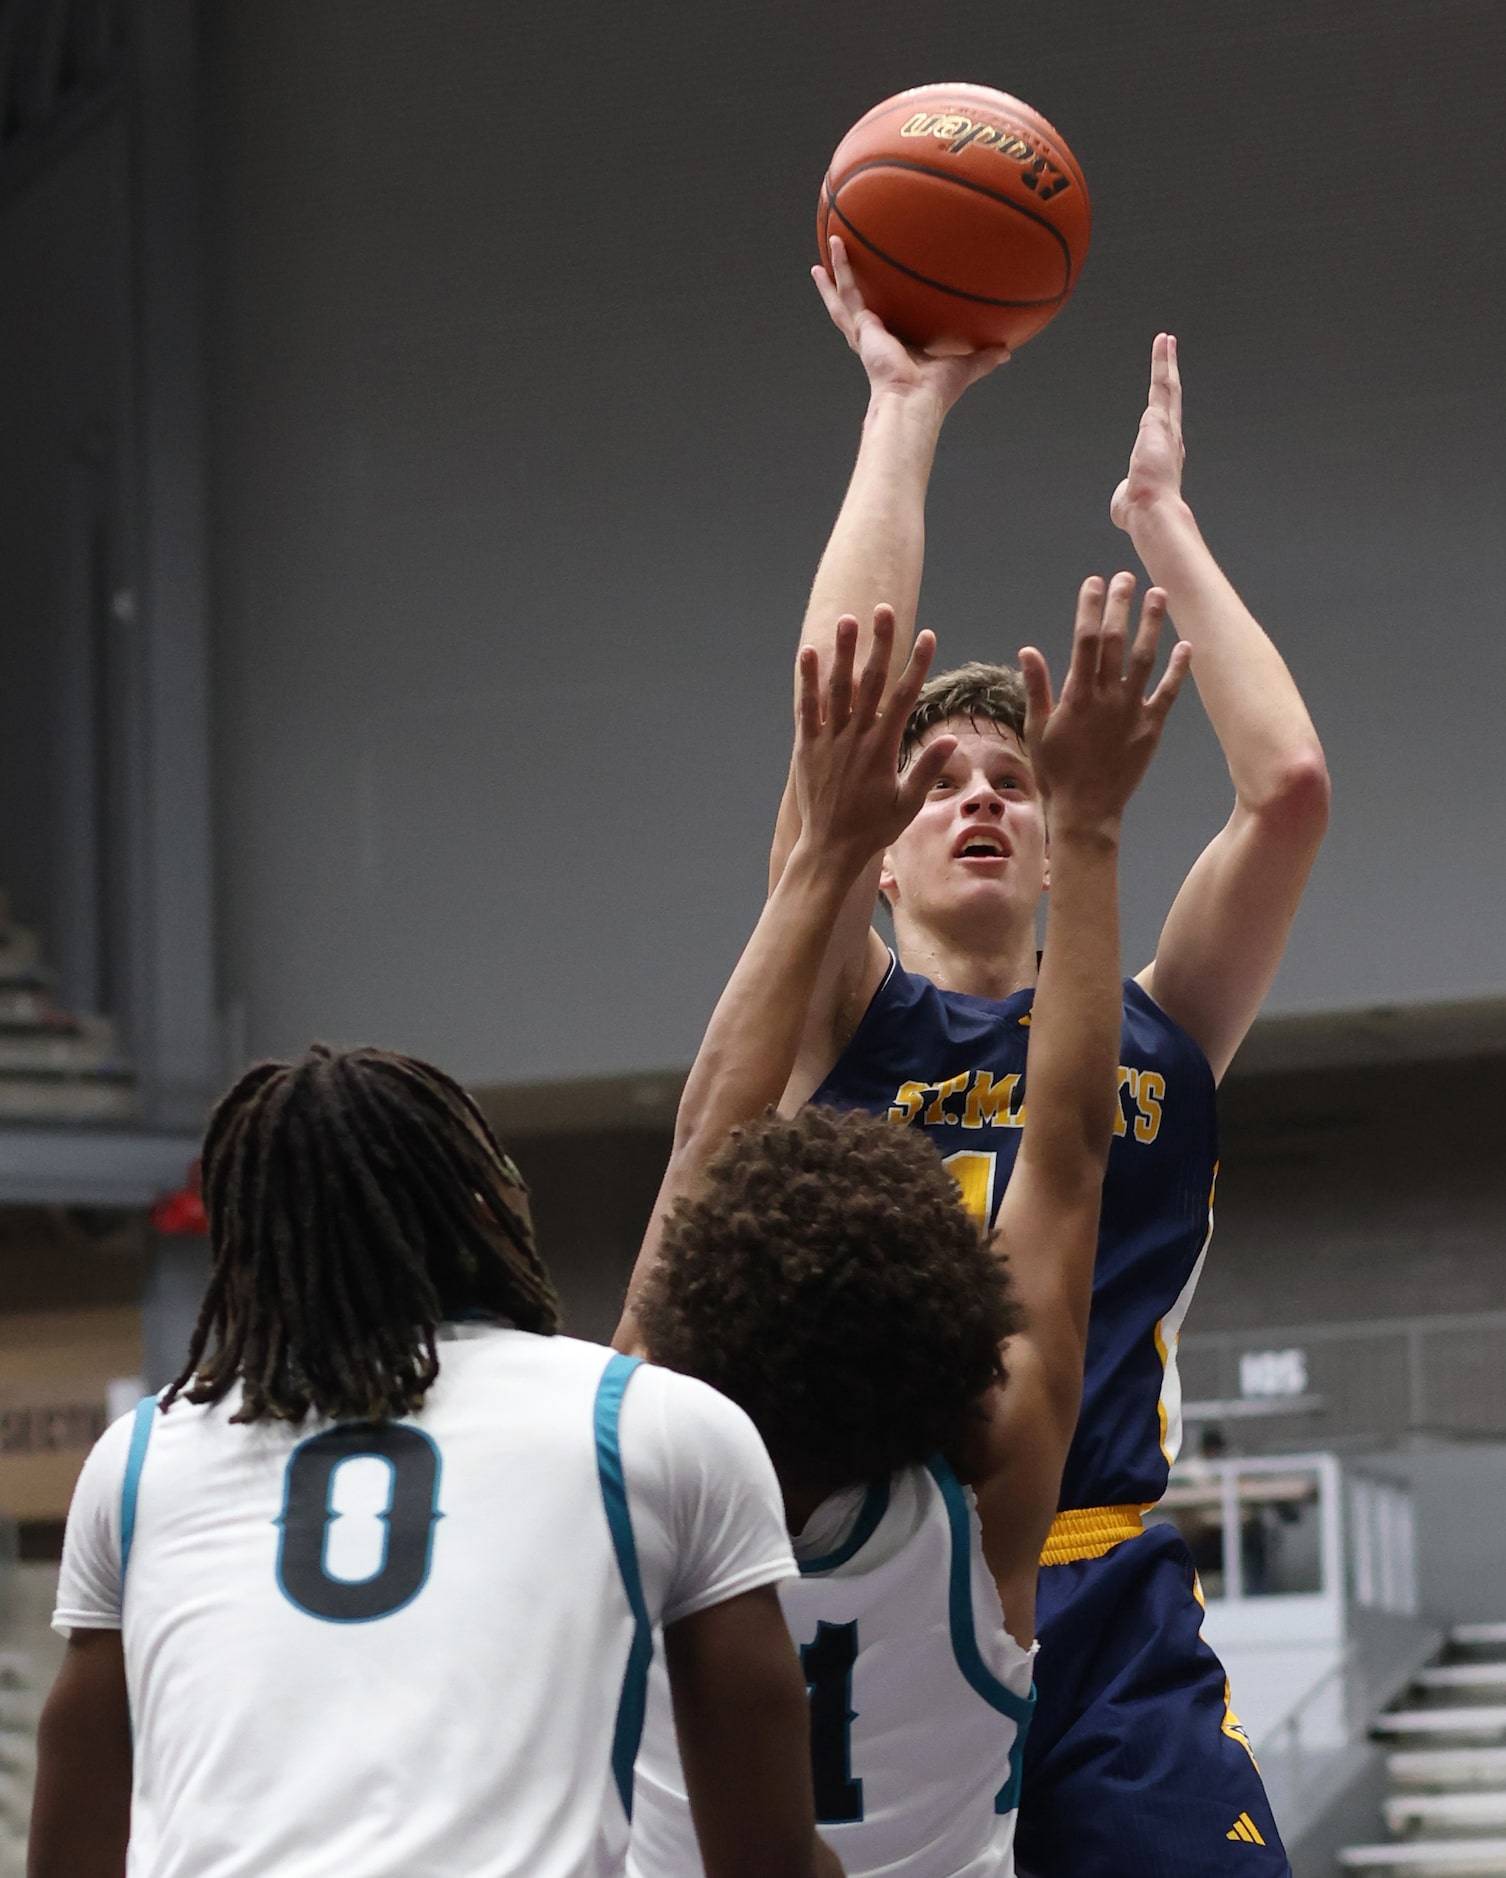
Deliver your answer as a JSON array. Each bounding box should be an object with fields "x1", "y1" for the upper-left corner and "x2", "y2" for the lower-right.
[{"x1": 1040, "y1": 1503, "x2": 1146, "y2": 1566}]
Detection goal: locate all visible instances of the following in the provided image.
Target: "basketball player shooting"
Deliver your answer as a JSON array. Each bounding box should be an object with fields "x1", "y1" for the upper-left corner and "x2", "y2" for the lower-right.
[
  {"x1": 615, "y1": 589, "x2": 1188, "y2": 1877},
  {"x1": 765, "y1": 237, "x2": 1330, "y2": 1875}
]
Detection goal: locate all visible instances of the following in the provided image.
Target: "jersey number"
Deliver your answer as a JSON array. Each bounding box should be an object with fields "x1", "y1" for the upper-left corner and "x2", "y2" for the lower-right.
[
  {"x1": 276, "y1": 1424, "x2": 442, "y2": 1623},
  {"x1": 801, "y1": 1619, "x2": 864, "y2": 1823},
  {"x1": 943, "y1": 1149, "x2": 996, "y2": 1228}
]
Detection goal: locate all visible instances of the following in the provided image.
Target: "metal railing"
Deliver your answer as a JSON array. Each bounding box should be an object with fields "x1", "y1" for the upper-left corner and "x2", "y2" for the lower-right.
[
  {"x1": 1178, "y1": 1310, "x2": 1506, "y2": 1452},
  {"x1": 1153, "y1": 1454, "x2": 1436, "y2": 1837},
  {"x1": 1151, "y1": 1451, "x2": 1417, "y2": 1612}
]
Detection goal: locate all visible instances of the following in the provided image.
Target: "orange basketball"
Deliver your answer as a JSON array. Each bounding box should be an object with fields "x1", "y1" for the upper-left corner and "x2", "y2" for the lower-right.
[{"x1": 818, "y1": 83, "x2": 1091, "y2": 353}]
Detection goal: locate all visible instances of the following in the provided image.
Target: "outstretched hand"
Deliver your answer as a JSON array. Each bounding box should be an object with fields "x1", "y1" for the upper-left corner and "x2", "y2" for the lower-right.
[
  {"x1": 1019, "y1": 574, "x2": 1191, "y2": 835},
  {"x1": 813, "y1": 235, "x2": 1009, "y2": 413},
  {"x1": 794, "y1": 606, "x2": 956, "y2": 869},
  {"x1": 1111, "y1": 332, "x2": 1186, "y2": 533}
]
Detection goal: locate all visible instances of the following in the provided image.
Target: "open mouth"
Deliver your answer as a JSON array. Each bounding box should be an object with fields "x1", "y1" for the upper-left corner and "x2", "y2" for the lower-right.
[{"x1": 955, "y1": 834, "x2": 1008, "y2": 861}]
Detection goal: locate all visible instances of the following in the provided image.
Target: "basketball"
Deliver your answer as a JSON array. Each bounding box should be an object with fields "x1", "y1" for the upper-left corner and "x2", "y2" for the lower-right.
[{"x1": 818, "y1": 83, "x2": 1092, "y2": 354}]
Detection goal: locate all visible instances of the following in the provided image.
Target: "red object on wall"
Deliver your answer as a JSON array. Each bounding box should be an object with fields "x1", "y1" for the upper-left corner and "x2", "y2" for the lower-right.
[{"x1": 151, "y1": 1161, "x2": 207, "y2": 1236}]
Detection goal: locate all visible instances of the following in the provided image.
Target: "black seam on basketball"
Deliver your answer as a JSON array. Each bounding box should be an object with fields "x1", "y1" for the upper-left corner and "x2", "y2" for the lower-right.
[
  {"x1": 835, "y1": 156, "x2": 1074, "y2": 275},
  {"x1": 828, "y1": 199, "x2": 1063, "y2": 308},
  {"x1": 829, "y1": 160, "x2": 1073, "y2": 301}
]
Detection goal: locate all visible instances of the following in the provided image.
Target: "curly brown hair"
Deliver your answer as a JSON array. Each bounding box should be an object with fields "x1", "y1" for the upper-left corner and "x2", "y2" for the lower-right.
[
  {"x1": 637, "y1": 1106, "x2": 1021, "y2": 1488},
  {"x1": 899, "y1": 660, "x2": 1027, "y2": 769}
]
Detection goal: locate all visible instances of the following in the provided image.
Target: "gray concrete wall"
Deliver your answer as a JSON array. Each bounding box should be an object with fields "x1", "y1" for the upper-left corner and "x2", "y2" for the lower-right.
[
  {"x1": 1201, "y1": 1054, "x2": 1505, "y2": 1334},
  {"x1": 0, "y1": 110, "x2": 132, "y2": 1007},
  {"x1": 1366, "y1": 1442, "x2": 1506, "y2": 1630},
  {"x1": 201, "y1": 0, "x2": 1506, "y2": 1086}
]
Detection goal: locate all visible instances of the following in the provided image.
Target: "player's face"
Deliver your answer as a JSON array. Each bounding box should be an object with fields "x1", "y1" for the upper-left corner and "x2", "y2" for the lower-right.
[{"x1": 881, "y1": 721, "x2": 1048, "y2": 939}]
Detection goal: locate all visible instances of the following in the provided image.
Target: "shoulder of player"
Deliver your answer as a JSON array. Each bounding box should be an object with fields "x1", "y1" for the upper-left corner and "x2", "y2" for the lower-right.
[
  {"x1": 625, "y1": 1359, "x2": 765, "y2": 1448},
  {"x1": 826, "y1": 946, "x2": 980, "y2": 1068},
  {"x1": 1123, "y1": 973, "x2": 1217, "y2": 1084},
  {"x1": 622, "y1": 1364, "x2": 783, "y2": 1503},
  {"x1": 73, "y1": 1399, "x2": 151, "y2": 1495}
]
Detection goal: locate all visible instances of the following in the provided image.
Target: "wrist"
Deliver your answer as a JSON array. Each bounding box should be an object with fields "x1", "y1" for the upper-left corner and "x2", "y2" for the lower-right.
[
  {"x1": 1124, "y1": 491, "x2": 1198, "y2": 553},
  {"x1": 1043, "y1": 815, "x2": 1122, "y2": 856},
  {"x1": 782, "y1": 829, "x2": 872, "y2": 896},
  {"x1": 864, "y1": 381, "x2": 947, "y2": 437}
]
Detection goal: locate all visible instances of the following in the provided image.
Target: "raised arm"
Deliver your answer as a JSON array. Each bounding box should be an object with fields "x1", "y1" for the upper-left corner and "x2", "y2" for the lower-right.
[
  {"x1": 968, "y1": 575, "x2": 1190, "y2": 1643},
  {"x1": 769, "y1": 239, "x2": 1008, "y2": 1092},
  {"x1": 1118, "y1": 335, "x2": 1330, "y2": 1082},
  {"x1": 614, "y1": 611, "x2": 957, "y2": 1354}
]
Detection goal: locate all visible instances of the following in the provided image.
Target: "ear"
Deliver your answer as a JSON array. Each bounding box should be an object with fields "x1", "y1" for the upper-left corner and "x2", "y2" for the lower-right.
[{"x1": 878, "y1": 851, "x2": 900, "y2": 908}]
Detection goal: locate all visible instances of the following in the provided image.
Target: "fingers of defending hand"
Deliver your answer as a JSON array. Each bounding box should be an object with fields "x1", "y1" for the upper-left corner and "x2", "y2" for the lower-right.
[
  {"x1": 885, "y1": 624, "x2": 939, "y2": 731},
  {"x1": 1146, "y1": 640, "x2": 1193, "y2": 723},
  {"x1": 854, "y1": 606, "x2": 896, "y2": 726},
  {"x1": 1018, "y1": 646, "x2": 1053, "y2": 737},
  {"x1": 826, "y1": 615, "x2": 859, "y2": 729},
  {"x1": 1066, "y1": 577, "x2": 1107, "y2": 693},
  {"x1": 897, "y1": 732, "x2": 956, "y2": 821},
  {"x1": 1098, "y1": 571, "x2": 1135, "y2": 682},
  {"x1": 1125, "y1": 587, "x2": 1168, "y2": 696}
]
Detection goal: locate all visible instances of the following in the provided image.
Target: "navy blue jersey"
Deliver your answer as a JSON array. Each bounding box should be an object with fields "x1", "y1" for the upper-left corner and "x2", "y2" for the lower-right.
[{"x1": 812, "y1": 957, "x2": 1217, "y2": 1510}]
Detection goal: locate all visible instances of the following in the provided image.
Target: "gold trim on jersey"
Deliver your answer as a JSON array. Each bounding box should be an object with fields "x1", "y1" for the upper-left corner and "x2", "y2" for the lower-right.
[
  {"x1": 1040, "y1": 1503, "x2": 1146, "y2": 1565},
  {"x1": 1153, "y1": 1164, "x2": 1219, "y2": 1466},
  {"x1": 1192, "y1": 1572, "x2": 1261, "y2": 1770}
]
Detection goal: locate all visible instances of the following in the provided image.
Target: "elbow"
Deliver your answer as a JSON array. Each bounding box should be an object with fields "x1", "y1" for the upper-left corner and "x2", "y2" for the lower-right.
[{"x1": 1252, "y1": 747, "x2": 1330, "y2": 842}]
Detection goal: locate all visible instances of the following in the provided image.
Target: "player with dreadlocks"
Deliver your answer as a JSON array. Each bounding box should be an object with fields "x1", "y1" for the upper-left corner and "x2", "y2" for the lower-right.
[{"x1": 33, "y1": 1047, "x2": 840, "y2": 1878}]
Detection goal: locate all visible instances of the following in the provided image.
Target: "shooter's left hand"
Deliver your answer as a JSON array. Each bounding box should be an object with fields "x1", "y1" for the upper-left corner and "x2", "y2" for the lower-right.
[{"x1": 1111, "y1": 333, "x2": 1187, "y2": 534}]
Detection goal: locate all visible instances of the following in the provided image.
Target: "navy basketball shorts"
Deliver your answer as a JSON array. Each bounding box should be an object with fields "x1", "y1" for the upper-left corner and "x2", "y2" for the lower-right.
[{"x1": 1016, "y1": 1521, "x2": 1291, "y2": 1877}]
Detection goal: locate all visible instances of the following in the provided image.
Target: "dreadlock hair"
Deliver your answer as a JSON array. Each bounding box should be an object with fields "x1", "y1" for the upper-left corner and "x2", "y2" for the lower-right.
[
  {"x1": 898, "y1": 660, "x2": 1028, "y2": 770},
  {"x1": 163, "y1": 1043, "x2": 562, "y2": 1426},
  {"x1": 636, "y1": 1105, "x2": 1021, "y2": 1490}
]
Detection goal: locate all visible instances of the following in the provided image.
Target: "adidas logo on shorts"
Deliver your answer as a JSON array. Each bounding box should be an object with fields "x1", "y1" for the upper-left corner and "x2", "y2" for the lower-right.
[{"x1": 1226, "y1": 1811, "x2": 1266, "y2": 1845}]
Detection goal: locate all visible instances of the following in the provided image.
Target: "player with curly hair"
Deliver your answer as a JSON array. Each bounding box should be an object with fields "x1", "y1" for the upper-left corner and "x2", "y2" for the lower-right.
[{"x1": 616, "y1": 579, "x2": 1188, "y2": 1878}]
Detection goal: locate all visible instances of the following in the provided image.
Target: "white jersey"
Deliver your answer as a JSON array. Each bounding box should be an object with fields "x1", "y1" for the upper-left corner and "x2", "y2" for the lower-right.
[
  {"x1": 55, "y1": 1328, "x2": 796, "y2": 1878},
  {"x1": 630, "y1": 1456, "x2": 1035, "y2": 1878}
]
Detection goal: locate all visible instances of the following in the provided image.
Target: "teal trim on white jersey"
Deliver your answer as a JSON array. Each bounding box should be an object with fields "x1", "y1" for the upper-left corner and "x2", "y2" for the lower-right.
[
  {"x1": 630, "y1": 1459, "x2": 1035, "y2": 1878},
  {"x1": 926, "y1": 1456, "x2": 1036, "y2": 1811},
  {"x1": 60, "y1": 1333, "x2": 792, "y2": 1878},
  {"x1": 594, "y1": 1351, "x2": 652, "y2": 1818},
  {"x1": 798, "y1": 1477, "x2": 889, "y2": 1576},
  {"x1": 927, "y1": 1457, "x2": 1036, "y2": 1716},
  {"x1": 118, "y1": 1395, "x2": 157, "y2": 1595}
]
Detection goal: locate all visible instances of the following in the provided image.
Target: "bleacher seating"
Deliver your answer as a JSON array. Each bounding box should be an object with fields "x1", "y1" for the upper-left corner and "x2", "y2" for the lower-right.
[
  {"x1": 1340, "y1": 1627, "x2": 1506, "y2": 1873},
  {"x1": 0, "y1": 894, "x2": 134, "y2": 1123}
]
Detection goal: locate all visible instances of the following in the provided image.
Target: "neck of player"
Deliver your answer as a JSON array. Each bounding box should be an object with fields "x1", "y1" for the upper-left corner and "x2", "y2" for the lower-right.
[{"x1": 890, "y1": 901, "x2": 1041, "y2": 1001}]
